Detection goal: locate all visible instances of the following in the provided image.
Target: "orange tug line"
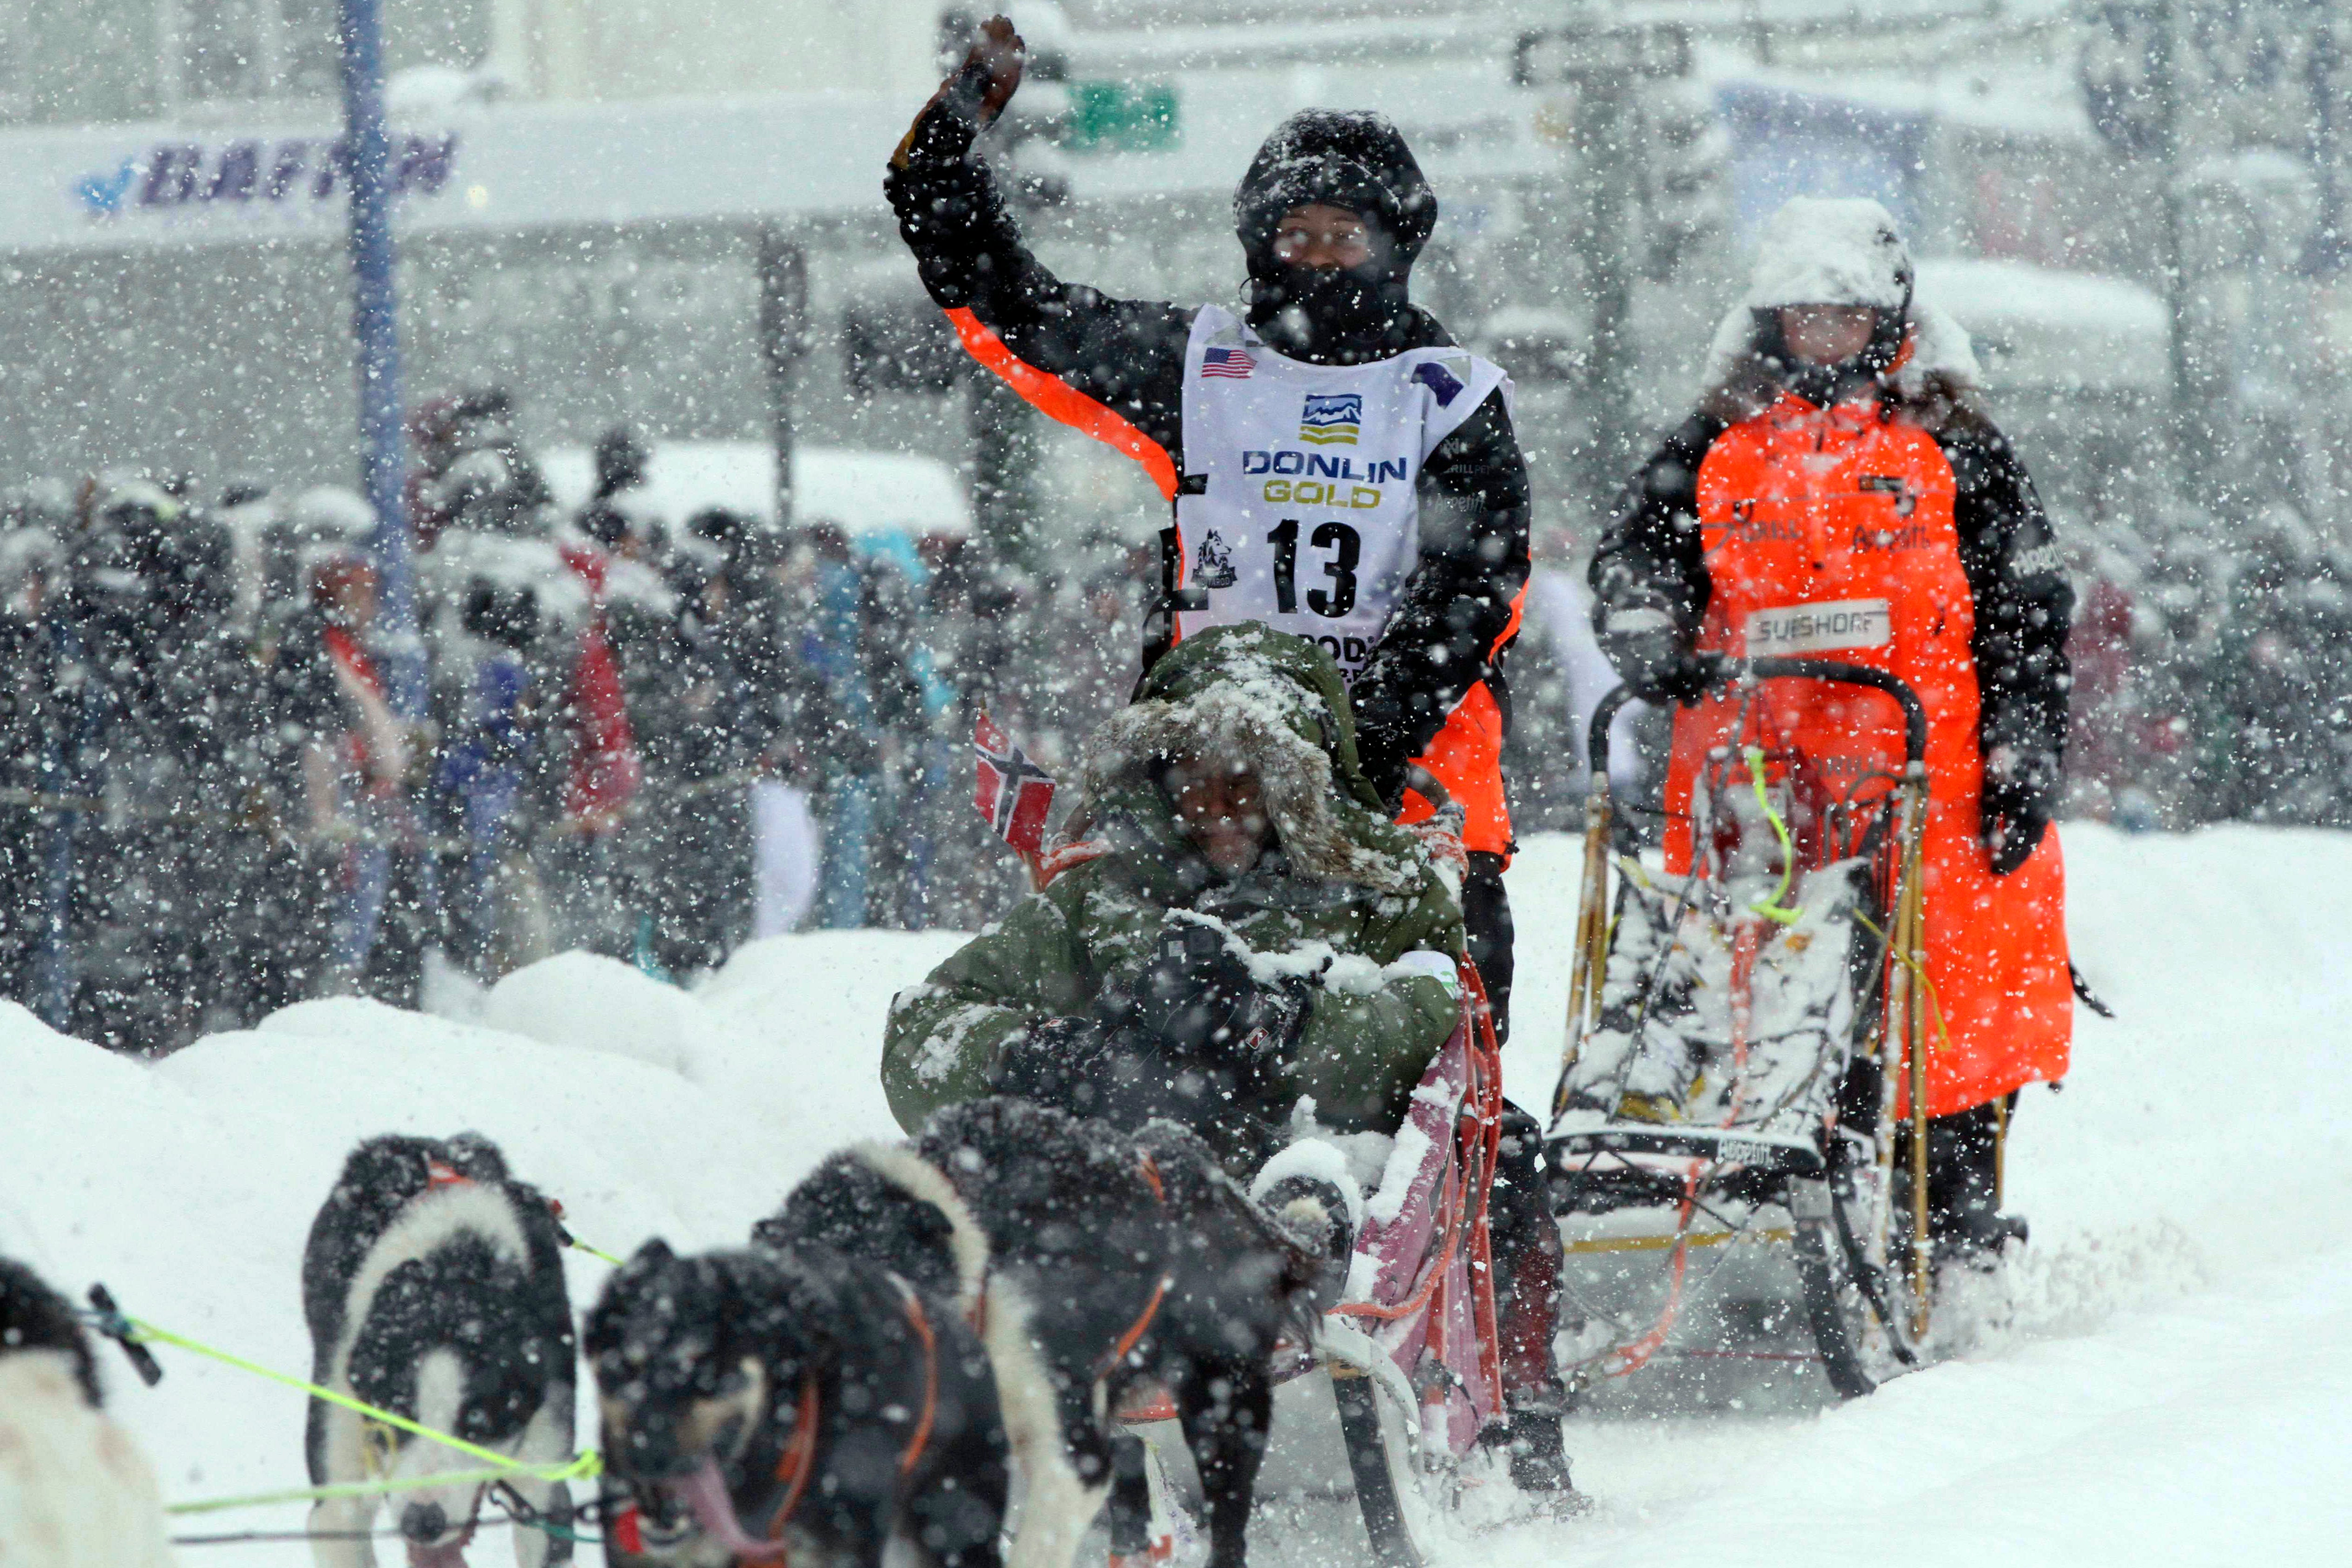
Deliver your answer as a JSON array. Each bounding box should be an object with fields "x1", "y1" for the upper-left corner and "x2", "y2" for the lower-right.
[
  {"x1": 760, "y1": 1377, "x2": 823, "y2": 1554},
  {"x1": 1101, "y1": 1154, "x2": 1175, "y2": 1380}
]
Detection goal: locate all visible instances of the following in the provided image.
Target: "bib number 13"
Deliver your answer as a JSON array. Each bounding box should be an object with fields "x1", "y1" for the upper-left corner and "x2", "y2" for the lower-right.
[{"x1": 1269, "y1": 518, "x2": 1360, "y2": 618}]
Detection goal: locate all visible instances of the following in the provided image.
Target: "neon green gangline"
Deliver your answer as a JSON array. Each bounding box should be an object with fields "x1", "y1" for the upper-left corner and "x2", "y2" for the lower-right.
[
  {"x1": 1742, "y1": 747, "x2": 1803, "y2": 926},
  {"x1": 167, "y1": 1467, "x2": 538, "y2": 1516},
  {"x1": 121, "y1": 1317, "x2": 600, "y2": 1514}
]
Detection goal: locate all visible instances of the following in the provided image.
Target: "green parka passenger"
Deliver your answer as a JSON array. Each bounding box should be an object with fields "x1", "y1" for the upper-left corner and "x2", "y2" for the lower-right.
[{"x1": 879, "y1": 624, "x2": 1574, "y2": 1498}]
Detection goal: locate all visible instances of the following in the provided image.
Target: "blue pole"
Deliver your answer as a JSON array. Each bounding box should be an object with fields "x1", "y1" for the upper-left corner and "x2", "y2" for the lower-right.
[
  {"x1": 338, "y1": 0, "x2": 426, "y2": 720},
  {"x1": 33, "y1": 620, "x2": 89, "y2": 1032}
]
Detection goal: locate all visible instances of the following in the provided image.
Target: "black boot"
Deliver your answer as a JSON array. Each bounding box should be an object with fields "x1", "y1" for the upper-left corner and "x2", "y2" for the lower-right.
[
  {"x1": 1923, "y1": 1096, "x2": 2026, "y2": 1270},
  {"x1": 1496, "y1": 1395, "x2": 1573, "y2": 1494},
  {"x1": 1915, "y1": 1097, "x2": 2028, "y2": 1350},
  {"x1": 1487, "y1": 1104, "x2": 1583, "y2": 1502}
]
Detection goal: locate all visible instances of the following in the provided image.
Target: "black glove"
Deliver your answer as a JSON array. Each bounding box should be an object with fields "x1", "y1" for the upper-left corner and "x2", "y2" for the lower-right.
[
  {"x1": 1030, "y1": 921, "x2": 1310, "y2": 1165},
  {"x1": 1980, "y1": 743, "x2": 2058, "y2": 875},
  {"x1": 1099, "y1": 917, "x2": 1317, "y2": 1063},
  {"x1": 1596, "y1": 607, "x2": 1725, "y2": 705},
  {"x1": 1223, "y1": 969, "x2": 1318, "y2": 1061},
  {"x1": 1099, "y1": 917, "x2": 1255, "y2": 1053},
  {"x1": 891, "y1": 14, "x2": 1026, "y2": 169},
  {"x1": 1350, "y1": 703, "x2": 1412, "y2": 810},
  {"x1": 990, "y1": 1015, "x2": 1114, "y2": 1116}
]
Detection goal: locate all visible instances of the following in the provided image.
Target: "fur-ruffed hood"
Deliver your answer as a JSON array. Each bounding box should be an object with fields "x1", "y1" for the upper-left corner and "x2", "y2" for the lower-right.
[
  {"x1": 1058, "y1": 624, "x2": 1425, "y2": 891},
  {"x1": 1696, "y1": 296, "x2": 1984, "y2": 430}
]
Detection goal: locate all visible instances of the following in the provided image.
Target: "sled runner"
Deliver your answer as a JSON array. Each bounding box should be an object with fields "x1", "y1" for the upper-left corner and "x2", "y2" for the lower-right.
[{"x1": 1546, "y1": 658, "x2": 1938, "y2": 1403}]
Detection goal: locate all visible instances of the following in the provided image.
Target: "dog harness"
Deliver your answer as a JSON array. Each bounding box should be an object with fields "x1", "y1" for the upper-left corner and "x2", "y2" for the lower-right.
[
  {"x1": 724, "y1": 1278, "x2": 942, "y2": 1562},
  {"x1": 1096, "y1": 1154, "x2": 1178, "y2": 1385},
  {"x1": 353, "y1": 1155, "x2": 497, "y2": 1536}
]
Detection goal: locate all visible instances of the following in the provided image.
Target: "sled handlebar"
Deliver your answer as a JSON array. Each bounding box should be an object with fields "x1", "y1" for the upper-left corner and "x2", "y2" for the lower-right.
[{"x1": 1586, "y1": 658, "x2": 1930, "y2": 778}]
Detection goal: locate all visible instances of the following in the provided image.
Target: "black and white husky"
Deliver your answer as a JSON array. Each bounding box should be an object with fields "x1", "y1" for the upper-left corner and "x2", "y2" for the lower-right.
[
  {"x1": 0, "y1": 1256, "x2": 175, "y2": 1568},
  {"x1": 754, "y1": 1099, "x2": 1322, "y2": 1568},
  {"x1": 585, "y1": 1240, "x2": 1008, "y2": 1568},
  {"x1": 301, "y1": 1134, "x2": 576, "y2": 1568}
]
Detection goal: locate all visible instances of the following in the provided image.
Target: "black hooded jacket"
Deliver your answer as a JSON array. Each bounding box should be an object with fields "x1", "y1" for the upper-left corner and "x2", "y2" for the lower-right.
[{"x1": 885, "y1": 101, "x2": 1531, "y2": 802}]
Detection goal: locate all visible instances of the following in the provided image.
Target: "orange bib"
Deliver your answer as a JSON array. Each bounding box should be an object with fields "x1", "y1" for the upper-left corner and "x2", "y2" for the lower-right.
[{"x1": 1663, "y1": 393, "x2": 2070, "y2": 1117}]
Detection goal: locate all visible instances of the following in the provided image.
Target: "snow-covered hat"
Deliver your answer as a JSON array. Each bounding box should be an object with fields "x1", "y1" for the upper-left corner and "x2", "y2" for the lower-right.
[
  {"x1": 1233, "y1": 110, "x2": 1437, "y2": 276},
  {"x1": 92, "y1": 476, "x2": 181, "y2": 522},
  {"x1": 287, "y1": 484, "x2": 377, "y2": 541},
  {"x1": 1744, "y1": 197, "x2": 1915, "y2": 311}
]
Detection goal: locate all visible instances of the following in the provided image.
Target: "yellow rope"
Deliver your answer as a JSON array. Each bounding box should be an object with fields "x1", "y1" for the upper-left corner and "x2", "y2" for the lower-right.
[
  {"x1": 1562, "y1": 1225, "x2": 1795, "y2": 1256},
  {"x1": 1741, "y1": 747, "x2": 1804, "y2": 926},
  {"x1": 123, "y1": 1317, "x2": 600, "y2": 1512},
  {"x1": 1855, "y1": 910, "x2": 1954, "y2": 1057}
]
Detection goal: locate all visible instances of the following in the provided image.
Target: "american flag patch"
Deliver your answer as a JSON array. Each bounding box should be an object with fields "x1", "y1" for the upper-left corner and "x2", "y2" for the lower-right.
[{"x1": 1201, "y1": 347, "x2": 1256, "y2": 378}]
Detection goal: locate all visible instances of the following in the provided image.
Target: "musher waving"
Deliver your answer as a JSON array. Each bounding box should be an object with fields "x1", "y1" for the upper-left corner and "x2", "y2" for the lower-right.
[{"x1": 886, "y1": 17, "x2": 1533, "y2": 1032}]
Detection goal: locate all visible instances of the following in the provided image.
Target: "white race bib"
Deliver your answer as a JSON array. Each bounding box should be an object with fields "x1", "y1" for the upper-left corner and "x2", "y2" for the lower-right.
[
  {"x1": 1743, "y1": 599, "x2": 1892, "y2": 656},
  {"x1": 1175, "y1": 306, "x2": 1511, "y2": 680}
]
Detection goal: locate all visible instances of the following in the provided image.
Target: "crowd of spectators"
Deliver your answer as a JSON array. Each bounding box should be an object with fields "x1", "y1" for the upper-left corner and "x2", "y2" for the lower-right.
[
  {"x1": 2052, "y1": 503, "x2": 2352, "y2": 834},
  {"x1": 0, "y1": 389, "x2": 1154, "y2": 1056},
  {"x1": 3, "y1": 385, "x2": 2339, "y2": 1058}
]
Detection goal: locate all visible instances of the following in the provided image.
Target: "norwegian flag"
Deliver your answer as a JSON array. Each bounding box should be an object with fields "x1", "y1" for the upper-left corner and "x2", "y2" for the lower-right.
[
  {"x1": 974, "y1": 712, "x2": 1057, "y2": 856},
  {"x1": 1201, "y1": 346, "x2": 1256, "y2": 379}
]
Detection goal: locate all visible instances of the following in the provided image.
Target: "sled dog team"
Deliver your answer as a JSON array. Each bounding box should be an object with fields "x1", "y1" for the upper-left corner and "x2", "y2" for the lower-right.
[
  {"x1": 278, "y1": 1112, "x2": 1330, "y2": 1568},
  {"x1": 0, "y1": 1112, "x2": 1345, "y2": 1568}
]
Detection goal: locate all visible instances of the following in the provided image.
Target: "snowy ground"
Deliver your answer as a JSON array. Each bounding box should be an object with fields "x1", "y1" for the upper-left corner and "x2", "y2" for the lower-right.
[{"x1": 7, "y1": 824, "x2": 2350, "y2": 1565}]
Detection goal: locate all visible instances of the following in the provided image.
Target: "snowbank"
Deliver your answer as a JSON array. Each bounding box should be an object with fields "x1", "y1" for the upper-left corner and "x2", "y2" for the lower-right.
[
  {"x1": 6, "y1": 830, "x2": 2351, "y2": 1564},
  {"x1": 0, "y1": 929, "x2": 959, "y2": 1565}
]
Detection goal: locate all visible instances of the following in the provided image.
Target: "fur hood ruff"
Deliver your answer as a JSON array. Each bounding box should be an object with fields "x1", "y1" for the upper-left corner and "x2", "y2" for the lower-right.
[
  {"x1": 1061, "y1": 626, "x2": 1419, "y2": 892},
  {"x1": 1697, "y1": 297, "x2": 1983, "y2": 428}
]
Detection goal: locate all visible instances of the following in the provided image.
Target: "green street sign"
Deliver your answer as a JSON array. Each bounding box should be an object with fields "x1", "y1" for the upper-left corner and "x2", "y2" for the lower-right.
[{"x1": 1064, "y1": 82, "x2": 1181, "y2": 153}]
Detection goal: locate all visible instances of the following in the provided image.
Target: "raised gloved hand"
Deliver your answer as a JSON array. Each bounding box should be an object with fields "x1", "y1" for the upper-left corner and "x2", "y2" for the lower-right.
[
  {"x1": 891, "y1": 14, "x2": 1026, "y2": 170},
  {"x1": 1980, "y1": 743, "x2": 2059, "y2": 875},
  {"x1": 1596, "y1": 603, "x2": 1725, "y2": 705}
]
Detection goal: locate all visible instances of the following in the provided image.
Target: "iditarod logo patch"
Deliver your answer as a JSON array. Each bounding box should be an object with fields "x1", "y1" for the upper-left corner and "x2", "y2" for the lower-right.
[
  {"x1": 1299, "y1": 393, "x2": 1362, "y2": 445},
  {"x1": 1193, "y1": 528, "x2": 1237, "y2": 588}
]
